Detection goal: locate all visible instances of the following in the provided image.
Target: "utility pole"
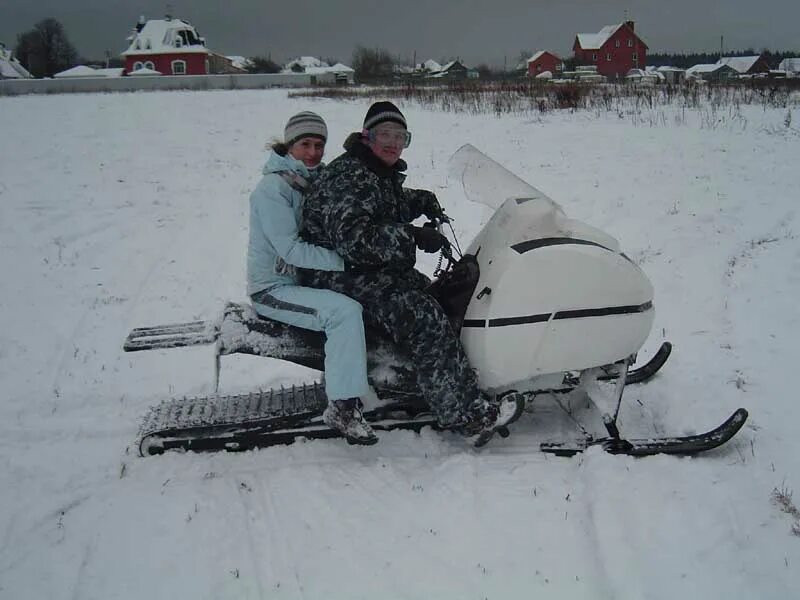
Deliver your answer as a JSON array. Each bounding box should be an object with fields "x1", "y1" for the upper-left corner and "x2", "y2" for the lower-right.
[{"x1": 720, "y1": 35, "x2": 724, "y2": 60}]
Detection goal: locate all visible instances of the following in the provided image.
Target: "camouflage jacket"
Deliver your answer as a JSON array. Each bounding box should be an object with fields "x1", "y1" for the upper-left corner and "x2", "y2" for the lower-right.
[{"x1": 301, "y1": 133, "x2": 438, "y2": 277}]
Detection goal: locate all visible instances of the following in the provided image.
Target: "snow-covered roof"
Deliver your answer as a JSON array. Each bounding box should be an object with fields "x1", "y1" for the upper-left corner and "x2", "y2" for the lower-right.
[
  {"x1": 329, "y1": 62, "x2": 354, "y2": 73},
  {"x1": 626, "y1": 68, "x2": 664, "y2": 81},
  {"x1": 716, "y1": 56, "x2": 761, "y2": 73},
  {"x1": 440, "y1": 60, "x2": 466, "y2": 72},
  {"x1": 0, "y1": 45, "x2": 32, "y2": 79},
  {"x1": 422, "y1": 59, "x2": 441, "y2": 72},
  {"x1": 778, "y1": 58, "x2": 800, "y2": 72},
  {"x1": 54, "y1": 65, "x2": 126, "y2": 78},
  {"x1": 656, "y1": 65, "x2": 685, "y2": 72},
  {"x1": 576, "y1": 23, "x2": 624, "y2": 50},
  {"x1": 685, "y1": 63, "x2": 738, "y2": 77},
  {"x1": 55, "y1": 66, "x2": 95, "y2": 78},
  {"x1": 127, "y1": 67, "x2": 162, "y2": 76},
  {"x1": 285, "y1": 56, "x2": 328, "y2": 70},
  {"x1": 122, "y1": 18, "x2": 207, "y2": 56},
  {"x1": 284, "y1": 61, "x2": 354, "y2": 76},
  {"x1": 526, "y1": 51, "x2": 547, "y2": 64},
  {"x1": 227, "y1": 56, "x2": 253, "y2": 70}
]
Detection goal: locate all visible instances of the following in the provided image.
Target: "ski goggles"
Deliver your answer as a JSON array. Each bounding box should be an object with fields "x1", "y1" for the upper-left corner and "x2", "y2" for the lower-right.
[{"x1": 368, "y1": 128, "x2": 412, "y2": 148}]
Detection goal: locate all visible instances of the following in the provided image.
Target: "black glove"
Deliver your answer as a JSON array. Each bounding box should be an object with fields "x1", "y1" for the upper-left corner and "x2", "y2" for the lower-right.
[
  {"x1": 412, "y1": 224, "x2": 446, "y2": 253},
  {"x1": 420, "y1": 191, "x2": 448, "y2": 222}
]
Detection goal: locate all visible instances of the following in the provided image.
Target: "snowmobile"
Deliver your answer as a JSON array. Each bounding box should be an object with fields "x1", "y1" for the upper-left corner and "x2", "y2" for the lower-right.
[{"x1": 124, "y1": 145, "x2": 747, "y2": 457}]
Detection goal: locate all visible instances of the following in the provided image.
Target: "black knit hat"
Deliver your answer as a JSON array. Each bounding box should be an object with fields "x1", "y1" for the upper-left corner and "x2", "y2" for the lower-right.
[{"x1": 363, "y1": 101, "x2": 407, "y2": 130}]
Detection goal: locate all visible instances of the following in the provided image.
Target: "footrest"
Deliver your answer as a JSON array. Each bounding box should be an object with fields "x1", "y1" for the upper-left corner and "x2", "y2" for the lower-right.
[{"x1": 123, "y1": 320, "x2": 219, "y2": 351}]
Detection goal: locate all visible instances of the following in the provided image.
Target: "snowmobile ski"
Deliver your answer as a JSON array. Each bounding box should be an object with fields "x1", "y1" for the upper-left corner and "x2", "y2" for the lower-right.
[{"x1": 539, "y1": 408, "x2": 748, "y2": 457}]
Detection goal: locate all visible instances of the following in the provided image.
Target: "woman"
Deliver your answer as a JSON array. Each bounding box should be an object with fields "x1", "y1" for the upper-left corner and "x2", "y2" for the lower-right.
[{"x1": 247, "y1": 111, "x2": 376, "y2": 445}]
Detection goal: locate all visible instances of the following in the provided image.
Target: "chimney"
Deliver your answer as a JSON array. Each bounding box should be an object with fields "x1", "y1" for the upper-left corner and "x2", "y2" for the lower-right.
[
  {"x1": 625, "y1": 20, "x2": 635, "y2": 31},
  {"x1": 136, "y1": 15, "x2": 145, "y2": 32}
]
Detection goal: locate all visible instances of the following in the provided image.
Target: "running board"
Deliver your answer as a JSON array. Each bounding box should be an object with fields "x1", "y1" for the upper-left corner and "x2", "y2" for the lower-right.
[{"x1": 123, "y1": 320, "x2": 218, "y2": 351}]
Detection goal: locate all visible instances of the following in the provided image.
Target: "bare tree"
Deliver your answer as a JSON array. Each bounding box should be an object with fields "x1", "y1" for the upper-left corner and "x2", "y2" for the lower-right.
[
  {"x1": 15, "y1": 18, "x2": 79, "y2": 77},
  {"x1": 351, "y1": 46, "x2": 394, "y2": 82},
  {"x1": 246, "y1": 56, "x2": 281, "y2": 74}
]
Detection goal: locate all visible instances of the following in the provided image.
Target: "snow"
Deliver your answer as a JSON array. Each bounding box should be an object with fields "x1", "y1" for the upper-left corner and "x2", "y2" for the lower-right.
[
  {"x1": 421, "y1": 59, "x2": 442, "y2": 72},
  {"x1": 284, "y1": 56, "x2": 328, "y2": 71},
  {"x1": 53, "y1": 66, "x2": 124, "y2": 79},
  {"x1": 126, "y1": 67, "x2": 162, "y2": 76},
  {"x1": 717, "y1": 56, "x2": 761, "y2": 74},
  {"x1": 0, "y1": 45, "x2": 31, "y2": 79},
  {"x1": 778, "y1": 58, "x2": 800, "y2": 73},
  {"x1": 1, "y1": 89, "x2": 799, "y2": 599},
  {"x1": 576, "y1": 24, "x2": 624, "y2": 50},
  {"x1": 686, "y1": 63, "x2": 724, "y2": 75},
  {"x1": 122, "y1": 18, "x2": 208, "y2": 56}
]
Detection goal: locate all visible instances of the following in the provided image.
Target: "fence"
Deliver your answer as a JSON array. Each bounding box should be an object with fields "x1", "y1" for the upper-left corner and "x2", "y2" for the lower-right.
[{"x1": 0, "y1": 72, "x2": 336, "y2": 96}]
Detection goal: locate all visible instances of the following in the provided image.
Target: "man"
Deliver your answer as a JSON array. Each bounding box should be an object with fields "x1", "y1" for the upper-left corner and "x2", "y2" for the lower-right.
[{"x1": 299, "y1": 101, "x2": 523, "y2": 445}]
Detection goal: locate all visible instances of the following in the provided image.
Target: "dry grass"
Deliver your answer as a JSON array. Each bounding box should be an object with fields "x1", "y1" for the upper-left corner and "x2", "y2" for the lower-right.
[
  {"x1": 290, "y1": 80, "x2": 799, "y2": 119},
  {"x1": 771, "y1": 485, "x2": 800, "y2": 537}
]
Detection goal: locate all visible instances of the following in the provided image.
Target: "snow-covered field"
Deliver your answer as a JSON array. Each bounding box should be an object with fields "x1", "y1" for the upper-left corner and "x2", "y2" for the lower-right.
[{"x1": 1, "y1": 89, "x2": 798, "y2": 599}]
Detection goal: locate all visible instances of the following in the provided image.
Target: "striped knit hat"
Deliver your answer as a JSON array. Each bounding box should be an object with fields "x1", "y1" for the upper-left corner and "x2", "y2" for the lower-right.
[
  {"x1": 363, "y1": 101, "x2": 407, "y2": 130},
  {"x1": 284, "y1": 111, "x2": 328, "y2": 146}
]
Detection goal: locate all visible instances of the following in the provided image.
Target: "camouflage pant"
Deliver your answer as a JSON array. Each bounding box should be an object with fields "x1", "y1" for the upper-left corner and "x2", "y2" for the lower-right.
[{"x1": 300, "y1": 269, "x2": 484, "y2": 427}]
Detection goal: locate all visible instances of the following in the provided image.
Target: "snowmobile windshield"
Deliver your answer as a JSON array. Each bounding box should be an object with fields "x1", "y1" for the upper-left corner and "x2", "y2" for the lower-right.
[{"x1": 447, "y1": 144, "x2": 547, "y2": 210}]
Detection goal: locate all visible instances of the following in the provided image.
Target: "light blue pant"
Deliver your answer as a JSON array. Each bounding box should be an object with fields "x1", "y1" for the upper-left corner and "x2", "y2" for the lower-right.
[{"x1": 251, "y1": 285, "x2": 369, "y2": 401}]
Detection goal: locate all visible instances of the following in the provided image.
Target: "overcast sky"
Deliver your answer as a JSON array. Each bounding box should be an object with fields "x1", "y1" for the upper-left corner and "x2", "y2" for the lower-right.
[{"x1": 2, "y1": 0, "x2": 798, "y2": 66}]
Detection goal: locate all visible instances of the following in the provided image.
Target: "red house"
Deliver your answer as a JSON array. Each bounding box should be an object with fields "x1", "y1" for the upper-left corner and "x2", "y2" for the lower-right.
[
  {"x1": 573, "y1": 21, "x2": 648, "y2": 80},
  {"x1": 121, "y1": 15, "x2": 209, "y2": 76},
  {"x1": 526, "y1": 51, "x2": 563, "y2": 77}
]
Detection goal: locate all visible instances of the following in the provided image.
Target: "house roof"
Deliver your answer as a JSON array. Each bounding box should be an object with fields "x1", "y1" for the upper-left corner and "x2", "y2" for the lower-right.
[
  {"x1": 285, "y1": 56, "x2": 328, "y2": 70},
  {"x1": 576, "y1": 23, "x2": 624, "y2": 50},
  {"x1": 304, "y1": 63, "x2": 355, "y2": 75},
  {"x1": 55, "y1": 66, "x2": 126, "y2": 78},
  {"x1": 127, "y1": 67, "x2": 162, "y2": 76},
  {"x1": 0, "y1": 46, "x2": 32, "y2": 78},
  {"x1": 717, "y1": 56, "x2": 761, "y2": 73},
  {"x1": 527, "y1": 51, "x2": 560, "y2": 64},
  {"x1": 329, "y1": 63, "x2": 354, "y2": 73},
  {"x1": 422, "y1": 59, "x2": 441, "y2": 72},
  {"x1": 54, "y1": 65, "x2": 98, "y2": 78},
  {"x1": 227, "y1": 56, "x2": 253, "y2": 70},
  {"x1": 122, "y1": 18, "x2": 208, "y2": 56},
  {"x1": 440, "y1": 60, "x2": 465, "y2": 72},
  {"x1": 778, "y1": 58, "x2": 800, "y2": 72},
  {"x1": 686, "y1": 63, "x2": 736, "y2": 75}
]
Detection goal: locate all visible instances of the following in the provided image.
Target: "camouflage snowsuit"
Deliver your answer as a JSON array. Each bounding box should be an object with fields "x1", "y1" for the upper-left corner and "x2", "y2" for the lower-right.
[{"x1": 299, "y1": 134, "x2": 484, "y2": 427}]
